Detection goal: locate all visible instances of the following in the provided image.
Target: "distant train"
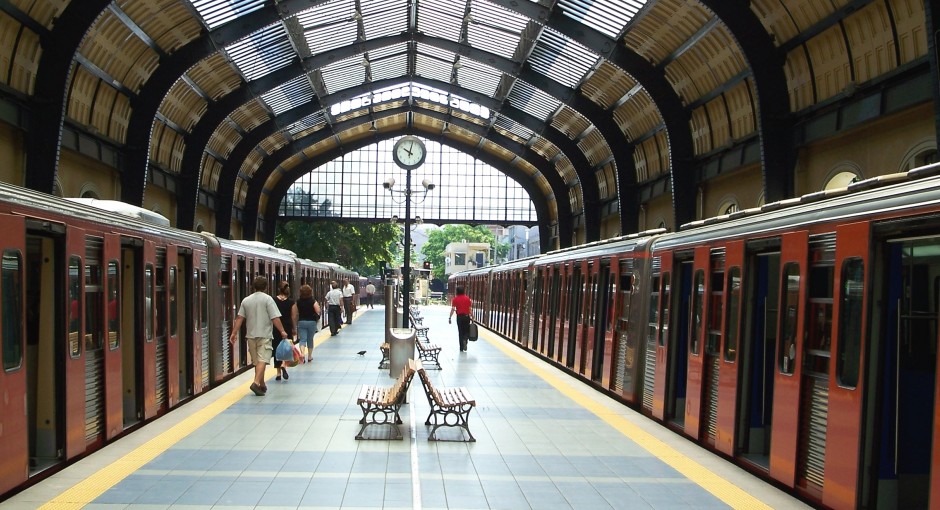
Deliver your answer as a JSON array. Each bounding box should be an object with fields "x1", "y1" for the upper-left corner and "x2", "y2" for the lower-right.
[
  {"x1": 451, "y1": 163, "x2": 940, "y2": 510},
  {"x1": 0, "y1": 182, "x2": 357, "y2": 497}
]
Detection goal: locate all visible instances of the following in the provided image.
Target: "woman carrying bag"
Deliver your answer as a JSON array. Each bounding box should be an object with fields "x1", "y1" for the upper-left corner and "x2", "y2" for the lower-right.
[
  {"x1": 296, "y1": 284, "x2": 321, "y2": 363},
  {"x1": 273, "y1": 281, "x2": 299, "y2": 381}
]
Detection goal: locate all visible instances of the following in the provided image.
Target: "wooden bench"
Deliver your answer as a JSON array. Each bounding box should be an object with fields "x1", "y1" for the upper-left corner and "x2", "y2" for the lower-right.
[
  {"x1": 414, "y1": 359, "x2": 476, "y2": 442},
  {"x1": 355, "y1": 360, "x2": 417, "y2": 440},
  {"x1": 415, "y1": 336, "x2": 442, "y2": 369},
  {"x1": 378, "y1": 342, "x2": 390, "y2": 369}
]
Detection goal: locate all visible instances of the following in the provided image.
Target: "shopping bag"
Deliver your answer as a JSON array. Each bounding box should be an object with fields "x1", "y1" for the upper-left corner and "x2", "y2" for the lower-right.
[
  {"x1": 296, "y1": 343, "x2": 308, "y2": 363},
  {"x1": 468, "y1": 323, "x2": 478, "y2": 341},
  {"x1": 292, "y1": 343, "x2": 304, "y2": 365},
  {"x1": 275, "y1": 338, "x2": 294, "y2": 362}
]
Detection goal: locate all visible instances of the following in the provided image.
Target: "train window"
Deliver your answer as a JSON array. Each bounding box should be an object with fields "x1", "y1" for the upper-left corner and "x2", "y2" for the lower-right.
[
  {"x1": 84, "y1": 262, "x2": 102, "y2": 351},
  {"x1": 837, "y1": 258, "x2": 864, "y2": 387},
  {"x1": 169, "y1": 266, "x2": 177, "y2": 337},
  {"x1": 107, "y1": 261, "x2": 119, "y2": 349},
  {"x1": 659, "y1": 272, "x2": 671, "y2": 347},
  {"x1": 156, "y1": 266, "x2": 166, "y2": 339},
  {"x1": 144, "y1": 264, "x2": 154, "y2": 342},
  {"x1": 706, "y1": 270, "x2": 724, "y2": 356},
  {"x1": 690, "y1": 269, "x2": 705, "y2": 355},
  {"x1": 647, "y1": 275, "x2": 660, "y2": 347},
  {"x1": 68, "y1": 256, "x2": 81, "y2": 357},
  {"x1": 200, "y1": 270, "x2": 208, "y2": 331},
  {"x1": 2, "y1": 250, "x2": 23, "y2": 370},
  {"x1": 778, "y1": 263, "x2": 800, "y2": 375},
  {"x1": 724, "y1": 267, "x2": 741, "y2": 362}
]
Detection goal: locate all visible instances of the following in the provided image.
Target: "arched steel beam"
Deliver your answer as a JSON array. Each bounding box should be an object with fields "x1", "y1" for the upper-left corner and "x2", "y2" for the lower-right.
[
  {"x1": 930, "y1": 0, "x2": 940, "y2": 152},
  {"x1": 261, "y1": 132, "x2": 556, "y2": 253},
  {"x1": 26, "y1": 0, "x2": 113, "y2": 194},
  {"x1": 701, "y1": 0, "x2": 794, "y2": 202},
  {"x1": 243, "y1": 104, "x2": 570, "y2": 246},
  {"x1": 217, "y1": 75, "x2": 583, "y2": 239}
]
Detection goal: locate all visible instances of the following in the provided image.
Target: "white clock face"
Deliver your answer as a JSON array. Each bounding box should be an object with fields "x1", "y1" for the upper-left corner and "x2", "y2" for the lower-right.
[{"x1": 394, "y1": 137, "x2": 425, "y2": 168}]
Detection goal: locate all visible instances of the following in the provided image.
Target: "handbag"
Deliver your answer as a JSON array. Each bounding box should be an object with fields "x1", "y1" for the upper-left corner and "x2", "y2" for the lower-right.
[
  {"x1": 312, "y1": 301, "x2": 321, "y2": 322},
  {"x1": 275, "y1": 338, "x2": 294, "y2": 362},
  {"x1": 468, "y1": 322, "x2": 478, "y2": 341}
]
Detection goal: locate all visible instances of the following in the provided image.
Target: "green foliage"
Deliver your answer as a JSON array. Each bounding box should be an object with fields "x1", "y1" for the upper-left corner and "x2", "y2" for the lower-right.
[
  {"x1": 274, "y1": 220, "x2": 400, "y2": 276},
  {"x1": 420, "y1": 224, "x2": 495, "y2": 279}
]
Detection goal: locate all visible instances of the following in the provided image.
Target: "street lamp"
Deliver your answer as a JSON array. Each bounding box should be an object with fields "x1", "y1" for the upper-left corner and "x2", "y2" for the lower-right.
[{"x1": 386, "y1": 136, "x2": 433, "y2": 327}]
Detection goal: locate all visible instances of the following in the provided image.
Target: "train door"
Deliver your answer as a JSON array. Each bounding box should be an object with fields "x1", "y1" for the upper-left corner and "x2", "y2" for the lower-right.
[
  {"x1": 861, "y1": 232, "x2": 938, "y2": 509},
  {"x1": 665, "y1": 254, "x2": 694, "y2": 428},
  {"x1": 652, "y1": 253, "x2": 673, "y2": 419},
  {"x1": 642, "y1": 257, "x2": 662, "y2": 414},
  {"x1": 236, "y1": 256, "x2": 248, "y2": 367},
  {"x1": 154, "y1": 248, "x2": 169, "y2": 415},
  {"x1": 177, "y1": 249, "x2": 194, "y2": 401},
  {"x1": 736, "y1": 240, "x2": 780, "y2": 470},
  {"x1": 165, "y1": 246, "x2": 181, "y2": 407},
  {"x1": 24, "y1": 226, "x2": 65, "y2": 475},
  {"x1": 716, "y1": 241, "x2": 745, "y2": 457},
  {"x1": 585, "y1": 261, "x2": 608, "y2": 382},
  {"x1": 699, "y1": 251, "x2": 724, "y2": 446},
  {"x1": 197, "y1": 254, "x2": 209, "y2": 392},
  {"x1": 769, "y1": 230, "x2": 809, "y2": 486},
  {"x1": 545, "y1": 267, "x2": 561, "y2": 358},
  {"x1": 0, "y1": 215, "x2": 26, "y2": 494},
  {"x1": 83, "y1": 238, "x2": 106, "y2": 450},
  {"x1": 103, "y1": 235, "x2": 122, "y2": 439},
  {"x1": 120, "y1": 239, "x2": 143, "y2": 426},
  {"x1": 564, "y1": 263, "x2": 584, "y2": 369},
  {"x1": 683, "y1": 246, "x2": 712, "y2": 439},
  {"x1": 532, "y1": 268, "x2": 546, "y2": 352},
  {"x1": 63, "y1": 228, "x2": 86, "y2": 458},
  {"x1": 221, "y1": 255, "x2": 234, "y2": 374}
]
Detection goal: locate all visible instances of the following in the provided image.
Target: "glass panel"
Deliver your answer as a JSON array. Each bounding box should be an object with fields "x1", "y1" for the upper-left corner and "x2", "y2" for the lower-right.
[
  {"x1": 690, "y1": 269, "x2": 704, "y2": 355},
  {"x1": 805, "y1": 265, "x2": 834, "y2": 376},
  {"x1": 156, "y1": 266, "x2": 166, "y2": 339},
  {"x1": 659, "y1": 272, "x2": 670, "y2": 347},
  {"x1": 69, "y1": 256, "x2": 81, "y2": 357},
  {"x1": 200, "y1": 270, "x2": 209, "y2": 330},
  {"x1": 145, "y1": 264, "x2": 154, "y2": 342},
  {"x1": 706, "y1": 270, "x2": 724, "y2": 356},
  {"x1": 2, "y1": 251, "x2": 23, "y2": 370},
  {"x1": 84, "y1": 262, "x2": 102, "y2": 351},
  {"x1": 107, "y1": 261, "x2": 119, "y2": 350},
  {"x1": 837, "y1": 258, "x2": 864, "y2": 387},
  {"x1": 779, "y1": 263, "x2": 800, "y2": 375},
  {"x1": 724, "y1": 267, "x2": 741, "y2": 362},
  {"x1": 169, "y1": 267, "x2": 178, "y2": 337}
]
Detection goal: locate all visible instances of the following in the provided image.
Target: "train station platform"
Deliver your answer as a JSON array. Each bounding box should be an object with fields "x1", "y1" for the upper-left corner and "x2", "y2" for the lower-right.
[{"x1": 8, "y1": 305, "x2": 810, "y2": 509}]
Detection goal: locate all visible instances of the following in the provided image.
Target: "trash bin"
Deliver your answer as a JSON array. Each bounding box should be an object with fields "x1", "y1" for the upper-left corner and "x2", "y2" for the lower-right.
[{"x1": 388, "y1": 327, "x2": 416, "y2": 379}]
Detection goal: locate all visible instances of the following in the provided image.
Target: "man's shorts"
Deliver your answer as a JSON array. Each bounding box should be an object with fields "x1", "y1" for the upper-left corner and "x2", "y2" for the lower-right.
[{"x1": 247, "y1": 337, "x2": 273, "y2": 365}]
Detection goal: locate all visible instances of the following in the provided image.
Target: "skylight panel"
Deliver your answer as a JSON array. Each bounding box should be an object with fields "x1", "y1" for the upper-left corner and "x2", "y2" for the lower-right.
[
  {"x1": 466, "y1": 1, "x2": 527, "y2": 60},
  {"x1": 226, "y1": 24, "x2": 294, "y2": 81},
  {"x1": 261, "y1": 75, "x2": 316, "y2": 116},
  {"x1": 415, "y1": 53, "x2": 453, "y2": 84},
  {"x1": 362, "y1": 0, "x2": 409, "y2": 38},
  {"x1": 456, "y1": 60, "x2": 501, "y2": 97},
  {"x1": 191, "y1": 0, "x2": 266, "y2": 29},
  {"x1": 368, "y1": 43, "x2": 408, "y2": 61},
  {"x1": 507, "y1": 80, "x2": 560, "y2": 122},
  {"x1": 321, "y1": 57, "x2": 366, "y2": 94},
  {"x1": 529, "y1": 28, "x2": 598, "y2": 88},
  {"x1": 304, "y1": 18, "x2": 358, "y2": 54},
  {"x1": 417, "y1": 0, "x2": 463, "y2": 42},
  {"x1": 494, "y1": 114, "x2": 535, "y2": 141},
  {"x1": 287, "y1": 111, "x2": 327, "y2": 137},
  {"x1": 556, "y1": 0, "x2": 647, "y2": 39},
  {"x1": 370, "y1": 53, "x2": 409, "y2": 82},
  {"x1": 294, "y1": 0, "x2": 355, "y2": 29},
  {"x1": 417, "y1": 43, "x2": 456, "y2": 64}
]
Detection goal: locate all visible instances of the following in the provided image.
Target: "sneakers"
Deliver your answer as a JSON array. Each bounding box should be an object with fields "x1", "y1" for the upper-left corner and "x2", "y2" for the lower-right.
[{"x1": 249, "y1": 383, "x2": 265, "y2": 396}]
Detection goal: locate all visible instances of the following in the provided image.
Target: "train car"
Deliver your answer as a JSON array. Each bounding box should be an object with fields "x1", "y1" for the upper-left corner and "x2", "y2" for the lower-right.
[
  {"x1": 0, "y1": 181, "x2": 360, "y2": 499},
  {"x1": 455, "y1": 163, "x2": 940, "y2": 509}
]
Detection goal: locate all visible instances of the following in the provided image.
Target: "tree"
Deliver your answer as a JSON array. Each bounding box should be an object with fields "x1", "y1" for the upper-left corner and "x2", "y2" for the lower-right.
[
  {"x1": 420, "y1": 225, "x2": 495, "y2": 279},
  {"x1": 275, "y1": 220, "x2": 400, "y2": 276}
]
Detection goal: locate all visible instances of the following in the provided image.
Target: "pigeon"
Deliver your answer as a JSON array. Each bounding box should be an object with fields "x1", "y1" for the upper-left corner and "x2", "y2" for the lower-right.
[{"x1": 357, "y1": 350, "x2": 367, "y2": 356}]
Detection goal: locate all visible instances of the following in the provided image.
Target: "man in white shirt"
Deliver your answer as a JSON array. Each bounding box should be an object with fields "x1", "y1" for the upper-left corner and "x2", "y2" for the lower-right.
[
  {"x1": 325, "y1": 281, "x2": 343, "y2": 335},
  {"x1": 365, "y1": 281, "x2": 376, "y2": 309},
  {"x1": 229, "y1": 276, "x2": 289, "y2": 396},
  {"x1": 342, "y1": 278, "x2": 355, "y2": 324}
]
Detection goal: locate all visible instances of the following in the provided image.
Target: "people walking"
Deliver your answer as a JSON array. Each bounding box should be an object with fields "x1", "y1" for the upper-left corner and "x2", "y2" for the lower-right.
[
  {"x1": 296, "y1": 284, "x2": 321, "y2": 362},
  {"x1": 365, "y1": 281, "x2": 376, "y2": 309},
  {"x1": 448, "y1": 286, "x2": 472, "y2": 352},
  {"x1": 342, "y1": 278, "x2": 355, "y2": 324},
  {"x1": 326, "y1": 281, "x2": 343, "y2": 336},
  {"x1": 273, "y1": 281, "x2": 298, "y2": 381},
  {"x1": 229, "y1": 276, "x2": 289, "y2": 396}
]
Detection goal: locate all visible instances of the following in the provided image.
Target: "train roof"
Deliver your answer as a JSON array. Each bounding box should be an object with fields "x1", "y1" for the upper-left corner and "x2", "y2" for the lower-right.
[
  {"x1": 536, "y1": 228, "x2": 665, "y2": 264},
  {"x1": 0, "y1": 181, "x2": 204, "y2": 243},
  {"x1": 659, "y1": 163, "x2": 940, "y2": 249}
]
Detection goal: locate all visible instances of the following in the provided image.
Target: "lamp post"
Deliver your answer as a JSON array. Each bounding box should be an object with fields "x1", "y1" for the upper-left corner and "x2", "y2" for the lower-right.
[{"x1": 385, "y1": 136, "x2": 432, "y2": 327}]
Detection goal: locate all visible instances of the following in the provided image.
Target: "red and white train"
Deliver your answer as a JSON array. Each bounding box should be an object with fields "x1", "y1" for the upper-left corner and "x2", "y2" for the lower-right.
[
  {"x1": 451, "y1": 163, "x2": 940, "y2": 509},
  {"x1": 0, "y1": 182, "x2": 357, "y2": 497}
]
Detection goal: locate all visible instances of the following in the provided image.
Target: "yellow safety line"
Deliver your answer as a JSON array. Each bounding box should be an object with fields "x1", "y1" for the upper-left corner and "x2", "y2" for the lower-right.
[
  {"x1": 39, "y1": 327, "x2": 336, "y2": 509},
  {"x1": 480, "y1": 329, "x2": 772, "y2": 510}
]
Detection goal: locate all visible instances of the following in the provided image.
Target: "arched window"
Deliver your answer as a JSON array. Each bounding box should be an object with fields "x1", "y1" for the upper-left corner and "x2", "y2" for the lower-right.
[{"x1": 825, "y1": 170, "x2": 860, "y2": 190}]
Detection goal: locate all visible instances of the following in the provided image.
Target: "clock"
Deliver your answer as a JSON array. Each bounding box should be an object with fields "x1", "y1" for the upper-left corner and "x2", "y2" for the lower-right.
[{"x1": 392, "y1": 136, "x2": 427, "y2": 170}]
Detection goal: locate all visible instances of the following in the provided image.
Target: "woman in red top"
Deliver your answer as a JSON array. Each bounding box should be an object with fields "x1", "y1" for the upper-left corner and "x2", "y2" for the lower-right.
[{"x1": 448, "y1": 286, "x2": 472, "y2": 352}]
